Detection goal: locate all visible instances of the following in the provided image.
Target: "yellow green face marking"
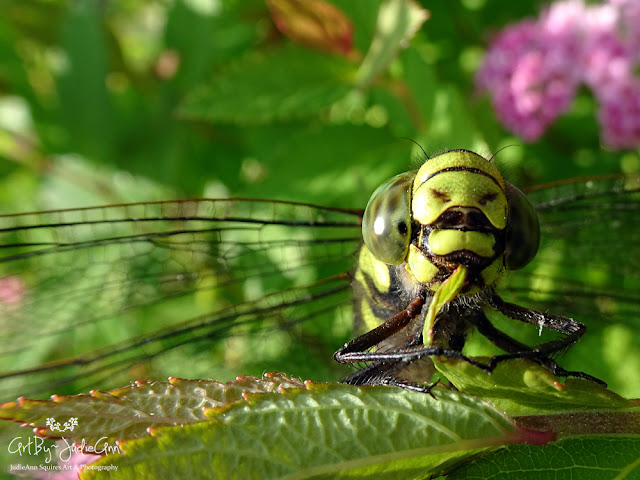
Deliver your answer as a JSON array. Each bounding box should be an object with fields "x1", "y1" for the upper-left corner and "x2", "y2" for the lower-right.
[
  {"x1": 412, "y1": 150, "x2": 507, "y2": 231},
  {"x1": 405, "y1": 244, "x2": 440, "y2": 284},
  {"x1": 409, "y1": 150, "x2": 508, "y2": 288},
  {"x1": 412, "y1": 171, "x2": 507, "y2": 230},
  {"x1": 428, "y1": 230, "x2": 495, "y2": 257},
  {"x1": 360, "y1": 150, "x2": 512, "y2": 291}
]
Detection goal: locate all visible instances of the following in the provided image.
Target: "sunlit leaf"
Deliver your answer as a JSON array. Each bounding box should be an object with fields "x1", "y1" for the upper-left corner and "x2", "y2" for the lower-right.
[
  {"x1": 0, "y1": 373, "x2": 305, "y2": 445},
  {"x1": 435, "y1": 358, "x2": 633, "y2": 416},
  {"x1": 83, "y1": 383, "x2": 526, "y2": 480}
]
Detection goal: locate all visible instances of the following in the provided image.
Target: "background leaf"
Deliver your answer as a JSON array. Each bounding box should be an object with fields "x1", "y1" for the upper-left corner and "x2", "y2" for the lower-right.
[
  {"x1": 180, "y1": 45, "x2": 356, "y2": 124},
  {"x1": 356, "y1": 0, "x2": 429, "y2": 87}
]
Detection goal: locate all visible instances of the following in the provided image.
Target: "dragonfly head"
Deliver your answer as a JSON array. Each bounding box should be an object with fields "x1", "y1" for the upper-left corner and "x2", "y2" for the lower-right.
[{"x1": 362, "y1": 149, "x2": 540, "y2": 290}]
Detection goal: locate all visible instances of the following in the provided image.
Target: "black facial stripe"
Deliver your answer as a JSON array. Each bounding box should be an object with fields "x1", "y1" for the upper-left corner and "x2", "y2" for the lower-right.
[{"x1": 420, "y1": 166, "x2": 504, "y2": 190}]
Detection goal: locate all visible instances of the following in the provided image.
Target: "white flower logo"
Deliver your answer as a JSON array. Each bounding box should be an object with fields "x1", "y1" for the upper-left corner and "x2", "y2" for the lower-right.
[{"x1": 45, "y1": 417, "x2": 78, "y2": 432}]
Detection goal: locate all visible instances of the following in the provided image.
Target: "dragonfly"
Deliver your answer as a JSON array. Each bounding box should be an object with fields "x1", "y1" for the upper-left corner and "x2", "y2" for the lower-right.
[{"x1": 0, "y1": 150, "x2": 639, "y2": 402}]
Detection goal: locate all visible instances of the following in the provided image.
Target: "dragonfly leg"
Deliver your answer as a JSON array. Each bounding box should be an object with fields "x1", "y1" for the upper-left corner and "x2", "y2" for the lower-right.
[
  {"x1": 338, "y1": 345, "x2": 491, "y2": 391},
  {"x1": 486, "y1": 352, "x2": 607, "y2": 386},
  {"x1": 334, "y1": 293, "x2": 490, "y2": 370},
  {"x1": 380, "y1": 377, "x2": 440, "y2": 399},
  {"x1": 340, "y1": 360, "x2": 442, "y2": 397},
  {"x1": 336, "y1": 295, "x2": 492, "y2": 387},
  {"x1": 333, "y1": 296, "x2": 425, "y2": 361},
  {"x1": 489, "y1": 294, "x2": 586, "y2": 356},
  {"x1": 476, "y1": 300, "x2": 607, "y2": 386},
  {"x1": 339, "y1": 360, "x2": 438, "y2": 396},
  {"x1": 468, "y1": 309, "x2": 532, "y2": 352},
  {"x1": 336, "y1": 341, "x2": 492, "y2": 371}
]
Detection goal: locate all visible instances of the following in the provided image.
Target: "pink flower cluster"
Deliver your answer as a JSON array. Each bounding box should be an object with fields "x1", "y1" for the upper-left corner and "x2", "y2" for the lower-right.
[{"x1": 476, "y1": 0, "x2": 640, "y2": 148}]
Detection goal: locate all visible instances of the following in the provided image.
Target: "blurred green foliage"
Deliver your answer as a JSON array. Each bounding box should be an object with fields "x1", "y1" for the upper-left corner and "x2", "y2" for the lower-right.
[{"x1": 1, "y1": 0, "x2": 636, "y2": 216}]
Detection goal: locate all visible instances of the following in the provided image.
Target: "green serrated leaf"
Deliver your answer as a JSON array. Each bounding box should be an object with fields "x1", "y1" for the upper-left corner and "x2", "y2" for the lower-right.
[
  {"x1": 447, "y1": 436, "x2": 640, "y2": 480},
  {"x1": 434, "y1": 358, "x2": 633, "y2": 416},
  {"x1": 179, "y1": 45, "x2": 356, "y2": 124},
  {"x1": 84, "y1": 384, "x2": 523, "y2": 480},
  {"x1": 0, "y1": 373, "x2": 305, "y2": 445},
  {"x1": 356, "y1": 0, "x2": 429, "y2": 87}
]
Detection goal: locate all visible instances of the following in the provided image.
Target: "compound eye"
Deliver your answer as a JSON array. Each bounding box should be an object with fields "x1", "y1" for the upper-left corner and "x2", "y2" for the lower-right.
[
  {"x1": 505, "y1": 182, "x2": 540, "y2": 270},
  {"x1": 362, "y1": 172, "x2": 414, "y2": 265}
]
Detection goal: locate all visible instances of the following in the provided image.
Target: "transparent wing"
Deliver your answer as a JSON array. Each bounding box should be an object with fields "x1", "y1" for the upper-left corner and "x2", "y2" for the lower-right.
[
  {"x1": 0, "y1": 199, "x2": 362, "y2": 400},
  {"x1": 501, "y1": 174, "x2": 640, "y2": 387}
]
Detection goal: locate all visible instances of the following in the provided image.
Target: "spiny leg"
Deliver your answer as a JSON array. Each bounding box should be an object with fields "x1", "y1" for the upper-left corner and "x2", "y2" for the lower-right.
[
  {"x1": 336, "y1": 295, "x2": 433, "y2": 387},
  {"x1": 489, "y1": 294, "x2": 586, "y2": 356},
  {"x1": 338, "y1": 342, "x2": 496, "y2": 370},
  {"x1": 340, "y1": 361, "x2": 439, "y2": 397},
  {"x1": 480, "y1": 298, "x2": 606, "y2": 385},
  {"x1": 336, "y1": 265, "x2": 476, "y2": 364},
  {"x1": 333, "y1": 296, "x2": 425, "y2": 362}
]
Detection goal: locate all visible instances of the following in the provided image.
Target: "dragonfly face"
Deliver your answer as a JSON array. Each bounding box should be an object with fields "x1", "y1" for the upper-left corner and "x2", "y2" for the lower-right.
[{"x1": 0, "y1": 151, "x2": 639, "y2": 401}]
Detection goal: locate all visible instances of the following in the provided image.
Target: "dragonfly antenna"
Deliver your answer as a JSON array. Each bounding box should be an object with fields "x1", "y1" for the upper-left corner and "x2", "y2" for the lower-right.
[
  {"x1": 400, "y1": 137, "x2": 429, "y2": 160},
  {"x1": 488, "y1": 144, "x2": 519, "y2": 162}
]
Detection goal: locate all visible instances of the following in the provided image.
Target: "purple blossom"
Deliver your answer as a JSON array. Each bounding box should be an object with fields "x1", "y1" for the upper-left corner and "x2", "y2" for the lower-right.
[
  {"x1": 598, "y1": 78, "x2": 640, "y2": 148},
  {"x1": 476, "y1": 0, "x2": 640, "y2": 149},
  {"x1": 608, "y1": 0, "x2": 640, "y2": 60},
  {"x1": 476, "y1": 18, "x2": 580, "y2": 141}
]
